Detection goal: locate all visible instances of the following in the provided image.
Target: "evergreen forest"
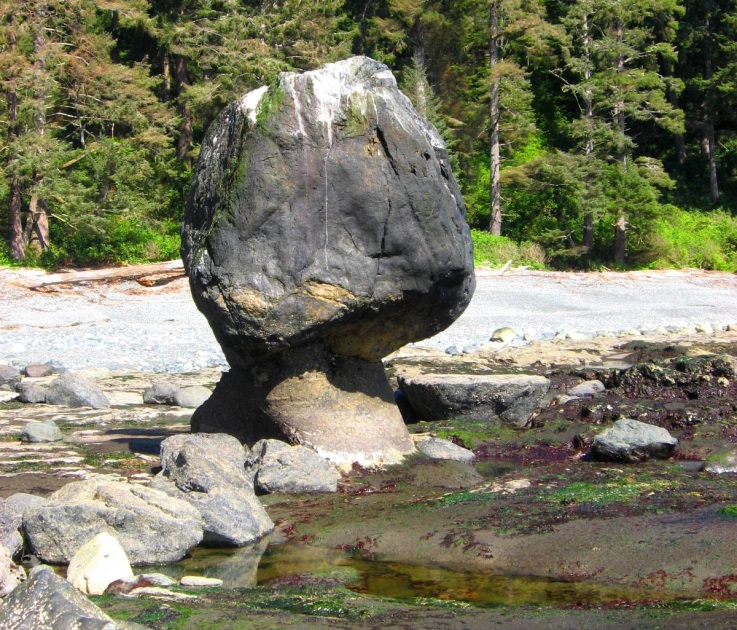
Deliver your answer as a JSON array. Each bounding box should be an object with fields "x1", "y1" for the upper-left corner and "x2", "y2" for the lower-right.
[{"x1": 2, "y1": 0, "x2": 737, "y2": 270}]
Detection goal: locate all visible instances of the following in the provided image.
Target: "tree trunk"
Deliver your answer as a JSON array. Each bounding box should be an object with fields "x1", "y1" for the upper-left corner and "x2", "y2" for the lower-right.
[
  {"x1": 5, "y1": 20, "x2": 25, "y2": 261},
  {"x1": 489, "y1": 1, "x2": 502, "y2": 236},
  {"x1": 614, "y1": 215, "x2": 626, "y2": 266},
  {"x1": 582, "y1": 13, "x2": 594, "y2": 251},
  {"x1": 702, "y1": 25, "x2": 719, "y2": 205},
  {"x1": 613, "y1": 19, "x2": 627, "y2": 264},
  {"x1": 8, "y1": 177, "x2": 25, "y2": 261},
  {"x1": 704, "y1": 122, "x2": 719, "y2": 204},
  {"x1": 28, "y1": 6, "x2": 50, "y2": 254},
  {"x1": 175, "y1": 55, "x2": 193, "y2": 168}
]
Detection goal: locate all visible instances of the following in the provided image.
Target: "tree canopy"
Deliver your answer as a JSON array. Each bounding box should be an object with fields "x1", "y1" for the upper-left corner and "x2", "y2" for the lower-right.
[{"x1": 1, "y1": 0, "x2": 736, "y2": 269}]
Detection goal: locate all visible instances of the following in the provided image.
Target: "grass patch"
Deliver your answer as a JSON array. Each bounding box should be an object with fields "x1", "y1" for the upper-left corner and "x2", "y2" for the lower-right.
[
  {"x1": 471, "y1": 230, "x2": 547, "y2": 270},
  {"x1": 547, "y1": 476, "x2": 674, "y2": 506},
  {"x1": 717, "y1": 505, "x2": 737, "y2": 518}
]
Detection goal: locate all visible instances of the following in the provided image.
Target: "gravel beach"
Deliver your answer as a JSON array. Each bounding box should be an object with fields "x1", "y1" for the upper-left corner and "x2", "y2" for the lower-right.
[{"x1": 2, "y1": 266, "x2": 736, "y2": 372}]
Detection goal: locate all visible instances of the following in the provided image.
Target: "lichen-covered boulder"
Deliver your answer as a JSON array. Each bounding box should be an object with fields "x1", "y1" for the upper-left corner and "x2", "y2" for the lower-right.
[
  {"x1": 22, "y1": 480, "x2": 203, "y2": 565},
  {"x1": 182, "y1": 57, "x2": 474, "y2": 466},
  {"x1": 149, "y1": 433, "x2": 273, "y2": 546}
]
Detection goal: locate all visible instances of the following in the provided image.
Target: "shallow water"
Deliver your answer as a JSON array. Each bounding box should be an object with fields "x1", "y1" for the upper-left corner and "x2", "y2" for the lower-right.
[{"x1": 156, "y1": 541, "x2": 688, "y2": 607}]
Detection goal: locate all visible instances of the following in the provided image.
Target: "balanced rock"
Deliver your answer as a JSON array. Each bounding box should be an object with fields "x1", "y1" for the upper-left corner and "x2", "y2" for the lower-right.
[
  {"x1": 149, "y1": 433, "x2": 273, "y2": 546},
  {"x1": 0, "y1": 565, "x2": 123, "y2": 629},
  {"x1": 22, "y1": 480, "x2": 203, "y2": 565},
  {"x1": 182, "y1": 56, "x2": 474, "y2": 466},
  {"x1": 67, "y1": 532, "x2": 134, "y2": 596},
  {"x1": 398, "y1": 373, "x2": 550, "y2": 427},
  {"x1": 591, "y1": 419, "x2": 678, "y2": 463},
  {"x1": 247, "y1": 439, "x2": 340, "y2": 494}
]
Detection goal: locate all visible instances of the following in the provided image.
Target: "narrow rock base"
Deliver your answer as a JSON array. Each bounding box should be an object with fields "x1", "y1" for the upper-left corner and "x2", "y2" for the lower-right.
[{"x1": 192, "y1": 346, "x2": 415, "y2": 468}]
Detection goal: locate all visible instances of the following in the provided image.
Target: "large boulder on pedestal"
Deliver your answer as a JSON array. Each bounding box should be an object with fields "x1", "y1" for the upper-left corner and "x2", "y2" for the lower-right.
[{"x1": 182, "y1": 57, "x2": 474, "y2": 467}]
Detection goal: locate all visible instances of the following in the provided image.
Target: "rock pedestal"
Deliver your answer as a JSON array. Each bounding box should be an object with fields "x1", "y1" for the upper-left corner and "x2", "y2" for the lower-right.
[{"x1": 182, "y1": 56, "x2": 475, "y2": 466}]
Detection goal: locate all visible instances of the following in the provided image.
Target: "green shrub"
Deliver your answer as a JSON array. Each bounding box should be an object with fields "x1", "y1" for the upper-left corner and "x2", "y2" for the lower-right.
[
  {"x1": 471, "y1": 229, "x2": 547, "y2": 269},
  {"x1": 644, "y1": 207, "x2": 737, "y2": 271}
]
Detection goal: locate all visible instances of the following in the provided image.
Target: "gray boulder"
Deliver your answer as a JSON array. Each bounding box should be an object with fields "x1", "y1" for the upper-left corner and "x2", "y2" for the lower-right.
[
  {"x1": 44, "y1": 373, "x2": 110, "y2": 409},
  {"x1": 0, "y1": 501, "x2": 23, "y2": 559},
  {"x1": 0, "y1": 366, "x2": 21, "y2": 391},
  {"x1": 173, "y1": 385, "x2": 211, "y2": 408},
  {"x1": 142, "y1": 381, "x2": 179, "y2": 405},
  {"x1": 248, "y1": 439, "x2": 340, "y2": 494},
  {"x1": 23, "y1": 364, "x2": 53, "y2": 378},
  {"x1": 150, "y1": 433, "x2": 273, "y2": 546},
  {"x1": 20, "y1": 420, "x2": 63, "y2": 443},
  {"x1": 0, "y1": 545, "x2": 24, "y2": 598},
  {"x1": 15, "y1": 381, "x2": 47, "y2": 404},
  {"x1": 22, "y1": 480, "x2": 203, "y2": 565},
  {"x1": 398, "y1": 373, "x2": 550, "y2": 427},
  {"x1": 416, "y1": 437, "x2": 475, "y2": 464},
  {"x1": 568, "y1": 379, "x2": 606, "y2": 398},
  {"x1": 703, "y1": 449, "x2": 737, "y2": 474},
  {"x1": 591, "y1": 419, "x2": 678, "y2": 463},
  {"x1": 183, "y1": 56, "x2": 473, "y2": 466},
  {"x1": 3, "y1": 493, "x2": 48, "y2": 516},
  {"x1": 0, "y1": 565, "x2": 124, "y2": 629},
  {"x1": 17, "y1": 372, "x2": 109, "y2": 409}
]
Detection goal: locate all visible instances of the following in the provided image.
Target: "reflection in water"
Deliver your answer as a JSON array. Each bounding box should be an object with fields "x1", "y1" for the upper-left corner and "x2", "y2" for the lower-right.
[
  {"x1": 149, "y1": 537, "x2": 269, "y2": 588},
  {"x1": 153, "y1": 540, "x2": 684, "y2": 607}
]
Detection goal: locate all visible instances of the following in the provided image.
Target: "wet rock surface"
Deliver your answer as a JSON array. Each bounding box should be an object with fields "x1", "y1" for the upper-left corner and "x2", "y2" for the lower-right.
[{"x1": 0, "y1": 319, "x2": 737, "y2": 626}]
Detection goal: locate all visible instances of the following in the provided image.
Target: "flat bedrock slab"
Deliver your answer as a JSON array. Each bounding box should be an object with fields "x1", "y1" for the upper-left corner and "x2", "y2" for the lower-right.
[
  {"x1": 591, "y1": 418, "x2": 678, "y2": 463},
  {"x1": 397, "y1": 373, "x2": 550, "y2": 427}
]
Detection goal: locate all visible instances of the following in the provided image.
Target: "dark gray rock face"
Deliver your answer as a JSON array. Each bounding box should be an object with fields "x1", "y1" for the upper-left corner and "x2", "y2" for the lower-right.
[
  {"x1": 182, "y1": 56, "x2": 474, "y2": 367},
  {"x1": 247, "y1": 439, "x2": 340, "y2": 494},
  {"x1": 149, "y1": 434, "x2": 273, "y2": 546},
  {"x1": 22, "y1": 480, "x2": 202, "y2": 565},
  {"x1": 182, "y1": 57, "x2": 473, "y2": 466},
  {"x1": 0, "y1": 565, "x2": 123, "y2": 629},
  {"x1": 398, "y1": 373, "x2": 550, "y2": 427},
  {"x1": 591, "y1": 419, "x2": 678, "y2": 463}
]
